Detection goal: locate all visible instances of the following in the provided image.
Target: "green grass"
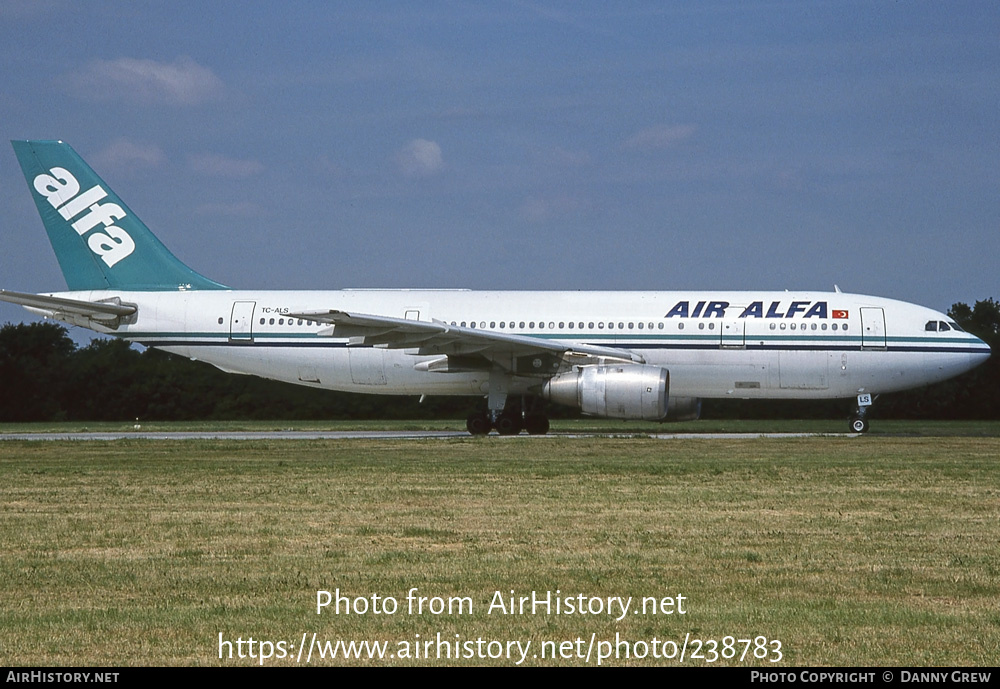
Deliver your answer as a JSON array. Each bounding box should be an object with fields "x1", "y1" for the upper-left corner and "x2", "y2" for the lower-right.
[
  {"x1": 2, "y1": 434, "x2": 999, "y2": 665},
  {"x1": 2, "y1": 418, "x2": 999, "y2": 436}
]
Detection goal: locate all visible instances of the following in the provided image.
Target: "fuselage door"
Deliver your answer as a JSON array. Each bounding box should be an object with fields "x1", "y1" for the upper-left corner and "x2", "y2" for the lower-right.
[
  {"x1": 230, "y1": 301, "x2": 256, "y2": 342},
  {"x1": 860, "y1": 307, "x2": 887, "y2": 349},
  {"x1": 404, "y1": 303, "x2": 429, "y2": 322},
  {"x1": 721, "y1": 304, "x2": 746, "y2": 348},
  {"x1": 720, "y1": 319, "x2": 745, "y2": 348}
]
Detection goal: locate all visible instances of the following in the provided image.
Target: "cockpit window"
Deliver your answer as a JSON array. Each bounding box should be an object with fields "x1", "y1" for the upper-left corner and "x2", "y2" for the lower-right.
[{"x1": 926, "y1": 320, "x2": 962, "y2": 333}]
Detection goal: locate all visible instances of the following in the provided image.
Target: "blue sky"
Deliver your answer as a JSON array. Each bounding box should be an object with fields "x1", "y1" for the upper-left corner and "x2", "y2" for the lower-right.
[{"x1": 2, "y1": 1, "x2": 998, "y2": 333}]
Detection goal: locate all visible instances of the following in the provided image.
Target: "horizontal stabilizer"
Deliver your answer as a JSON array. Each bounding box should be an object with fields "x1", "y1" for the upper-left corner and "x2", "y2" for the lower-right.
[{"x1": 0, "y1": 289, "x2": 136, "y2": 319}]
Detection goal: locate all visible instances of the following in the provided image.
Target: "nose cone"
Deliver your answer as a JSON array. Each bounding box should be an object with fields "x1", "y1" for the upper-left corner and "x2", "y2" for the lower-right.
[{"x1": 971, "y1": 335, "x2": 992, "y2": 367}]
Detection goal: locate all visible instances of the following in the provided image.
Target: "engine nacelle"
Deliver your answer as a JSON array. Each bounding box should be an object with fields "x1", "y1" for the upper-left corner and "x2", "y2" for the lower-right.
[
  {"x1": 665, "y1": 396, "x2": 701, "y2": 422},
  {"x1": 541, "y1": 364, "x2": 669, "y2": 420}
]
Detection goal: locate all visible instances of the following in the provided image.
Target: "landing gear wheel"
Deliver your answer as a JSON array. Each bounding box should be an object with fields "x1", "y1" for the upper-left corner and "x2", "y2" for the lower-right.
[
  {"x1": 524, "y1": 414, "x2": 550, "y2": 435},
  {"x1": 849, "y1": 415, "x2": 869, "y2": 434},
  {"x1": 494, "y1": 411, "x2": 523, "y2": 436},
  {"x1": 466, "y1": 412, "x2": 491, "y2": 436}
]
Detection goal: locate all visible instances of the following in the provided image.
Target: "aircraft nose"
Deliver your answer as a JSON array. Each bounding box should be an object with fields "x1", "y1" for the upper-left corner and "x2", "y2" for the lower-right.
[{"x1": 970, "y1": 335, "x2": 991, "y2": 367}]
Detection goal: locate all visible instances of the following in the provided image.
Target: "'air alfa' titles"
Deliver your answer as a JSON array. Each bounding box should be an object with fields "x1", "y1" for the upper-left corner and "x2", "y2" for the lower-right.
[{"x1": 664, "y1": 300, "x2": 831, "y2": 319}]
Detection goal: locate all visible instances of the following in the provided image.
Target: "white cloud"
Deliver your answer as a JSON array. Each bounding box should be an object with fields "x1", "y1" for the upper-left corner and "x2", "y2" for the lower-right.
[
  {"x1": 92, "y1": 138, "x2": 166, "y2": 170},
  {"x1": 397, "y1": 139, "x2": 444, "y2": 177},
  {"x1": 623, "y1": 124, "x2": 696, "y2": 151},
  {"x1": 64, "y1": 56, "x2": 223, "y2": 106},
  {"x1": 188, "y1": 153, "x2": 264, "y2": 178}
]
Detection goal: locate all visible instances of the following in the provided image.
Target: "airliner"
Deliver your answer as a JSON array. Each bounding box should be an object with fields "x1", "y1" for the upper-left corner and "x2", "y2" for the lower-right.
[{"x1": 2, "y1": 140, "x2": 990, "y2": 434}]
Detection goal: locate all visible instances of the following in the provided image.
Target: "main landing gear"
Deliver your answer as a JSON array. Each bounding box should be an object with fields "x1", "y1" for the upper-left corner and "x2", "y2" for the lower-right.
[
  {"x1": 466, "y1": 403, "x2": 550, "y2": 436},
  {"x1": 466, "y1": 370, "x2": 551, "y2": 436}
]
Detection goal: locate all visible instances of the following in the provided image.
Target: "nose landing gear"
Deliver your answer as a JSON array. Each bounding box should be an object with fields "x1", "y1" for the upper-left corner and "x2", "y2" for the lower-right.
[{"x1": 849, "y1": 393, "x2": 875, "y2": 433}]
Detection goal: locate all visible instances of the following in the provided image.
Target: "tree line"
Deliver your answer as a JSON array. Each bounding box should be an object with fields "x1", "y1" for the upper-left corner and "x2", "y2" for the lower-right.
[{"x1": 1, "y1": 299, "x2": 997, "y2": 423}]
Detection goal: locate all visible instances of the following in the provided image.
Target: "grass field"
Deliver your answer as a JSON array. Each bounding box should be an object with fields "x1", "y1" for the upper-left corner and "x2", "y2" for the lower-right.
[
  {"x1": 3, "y1": 417, "x2": 999, "y2": 436},
  {"x1": 1, "y1": 425, "x2": 999, "y2": 666}
]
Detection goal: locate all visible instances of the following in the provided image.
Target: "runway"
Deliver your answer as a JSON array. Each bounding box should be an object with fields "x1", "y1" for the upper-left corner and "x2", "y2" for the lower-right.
[{"x1": 0, "y1": 431, "x2": 857, "y2": 441}]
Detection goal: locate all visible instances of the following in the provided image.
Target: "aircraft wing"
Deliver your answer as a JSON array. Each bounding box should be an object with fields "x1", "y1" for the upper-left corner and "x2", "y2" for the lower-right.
[
  {"x1": 0, "y1": 289, "x2": 136, "y2": 321},
  {"x1": 288, "y1": 309, "x2": 644, "y2": 373}
]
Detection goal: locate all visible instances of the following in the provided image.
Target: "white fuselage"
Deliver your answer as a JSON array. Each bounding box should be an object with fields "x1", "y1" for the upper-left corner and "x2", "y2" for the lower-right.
[{"x1": 47, "y1": 288, "x2": 991, "y2": 403}]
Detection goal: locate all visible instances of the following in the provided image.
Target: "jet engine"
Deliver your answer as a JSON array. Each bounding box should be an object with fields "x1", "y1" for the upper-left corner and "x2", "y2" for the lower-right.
[
  {"x1": 541, "y1": 364, "x2": 669, "y2": 420},
  {"x1": 665, "y1": 396, "x2": 701, "y2": 422}
]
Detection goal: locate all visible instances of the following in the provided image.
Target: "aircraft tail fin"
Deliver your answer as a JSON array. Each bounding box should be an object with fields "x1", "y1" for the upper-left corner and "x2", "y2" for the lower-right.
[{"x1": 11, "y1": 140, "x2": 228, "y2": 291}]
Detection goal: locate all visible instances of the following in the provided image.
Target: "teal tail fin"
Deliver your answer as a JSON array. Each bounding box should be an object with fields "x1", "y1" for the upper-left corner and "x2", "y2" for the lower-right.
[{"x1": 12, "y1": 140, "x2": 228, "y2": 291}]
